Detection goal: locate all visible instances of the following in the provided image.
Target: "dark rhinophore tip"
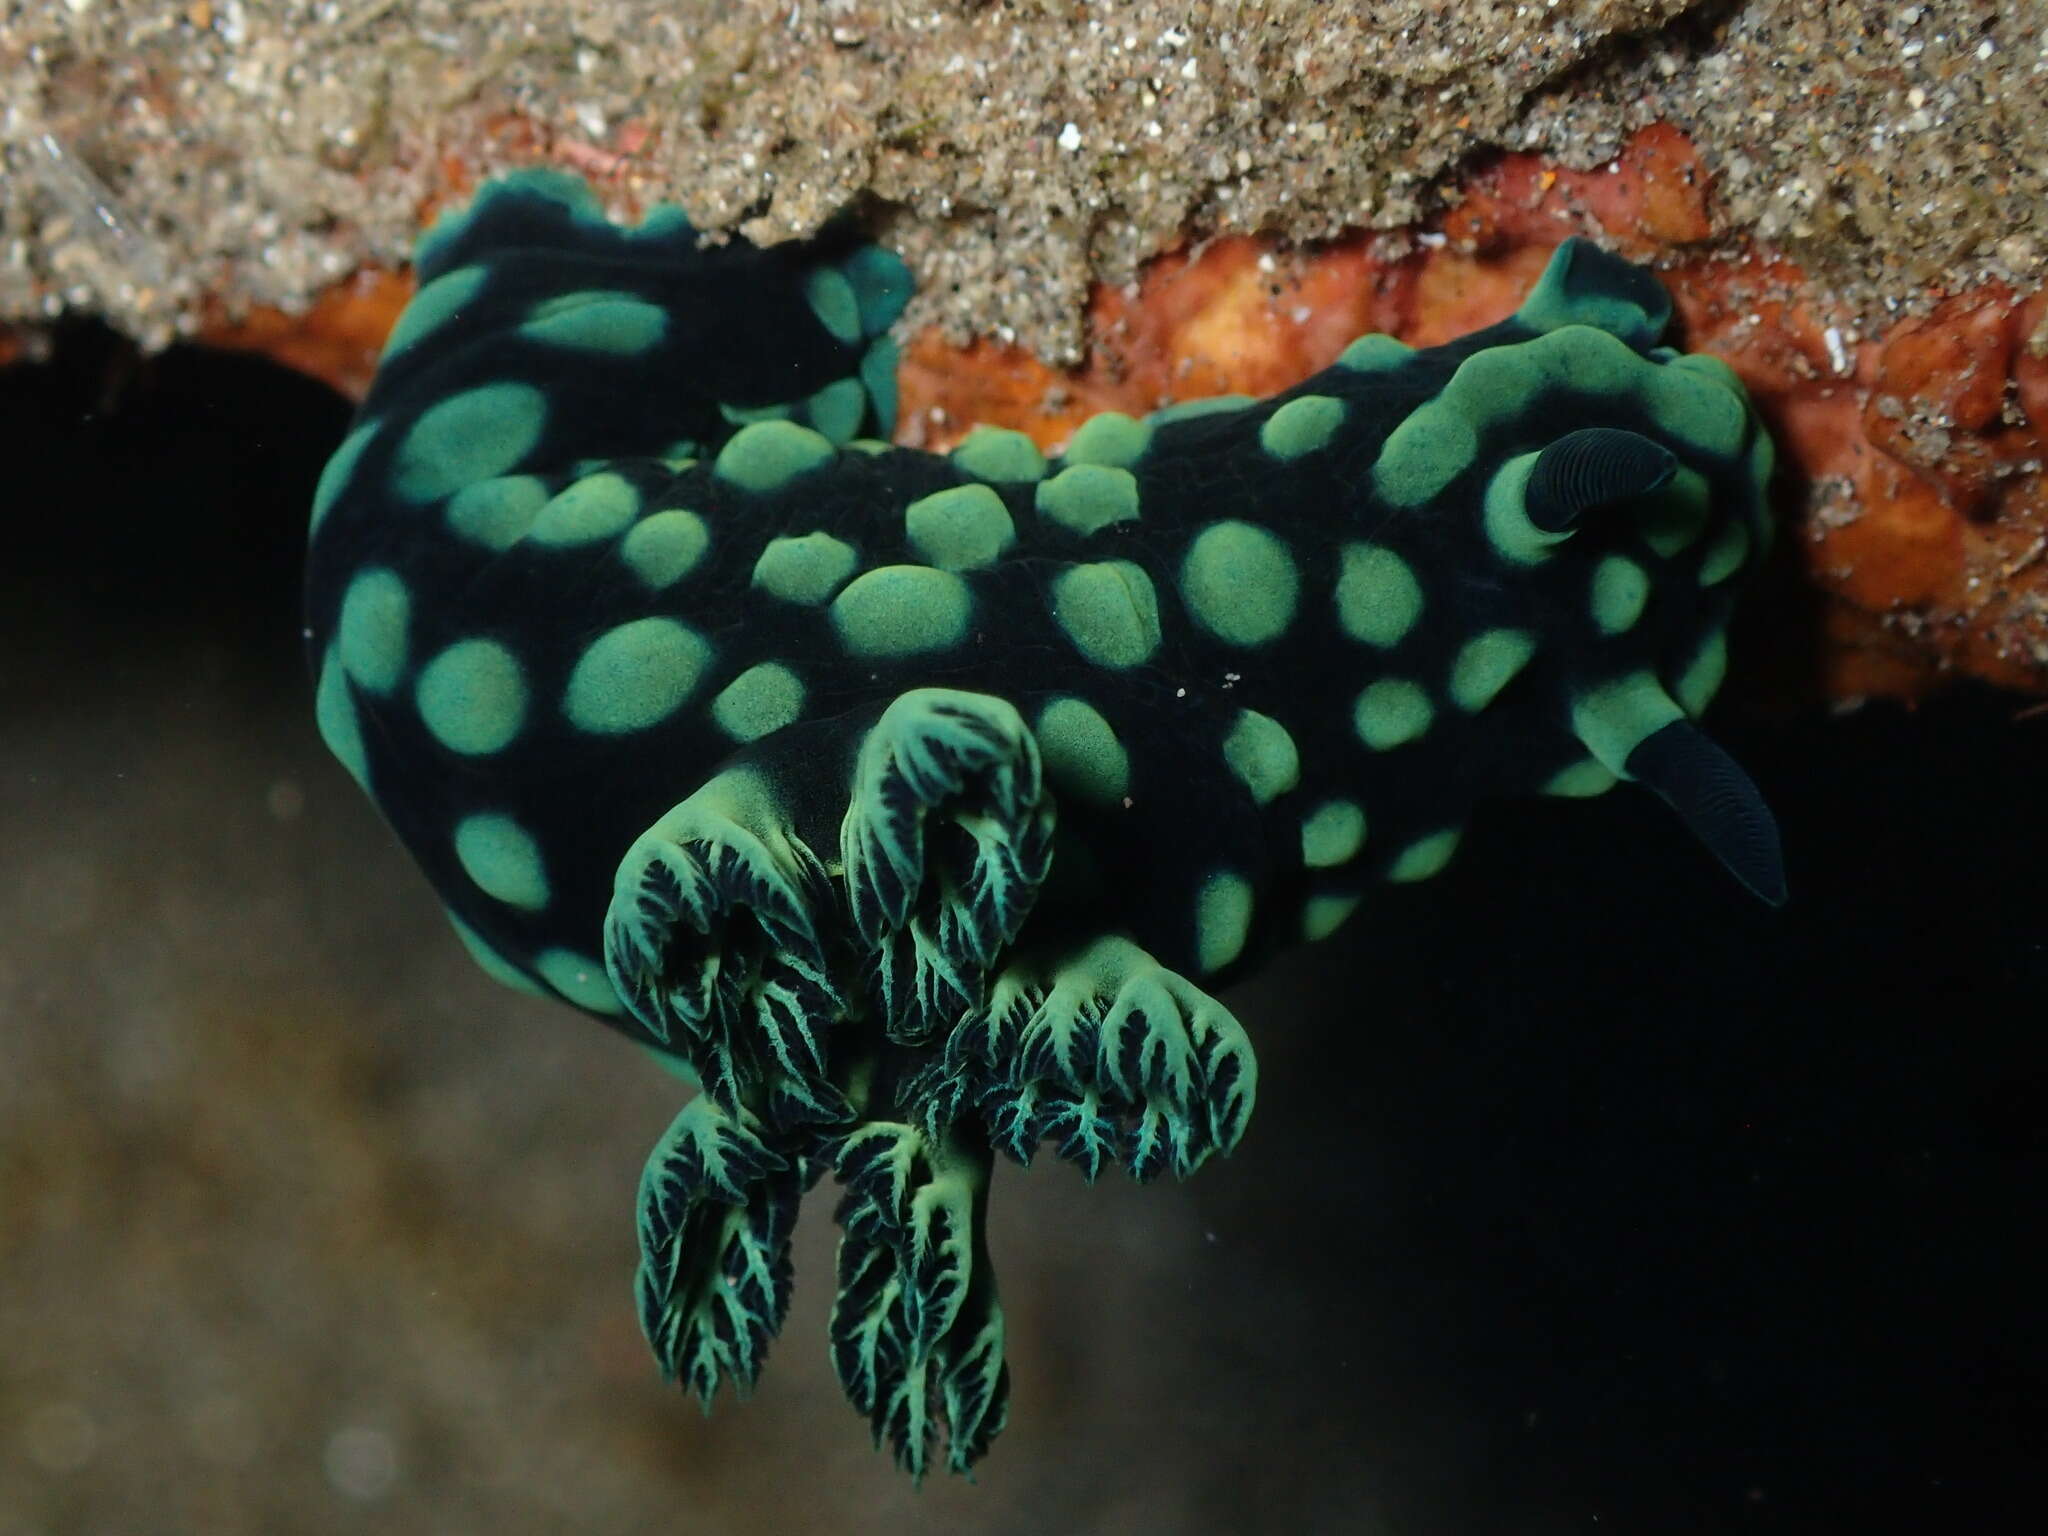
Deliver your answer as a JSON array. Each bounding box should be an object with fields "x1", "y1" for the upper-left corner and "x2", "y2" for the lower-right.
[
  {"x1": 1626, "y1": 719, "x2": 1787, "y2": 906},
  {"x1": 1526, "y1": 428, "x2": 1678, "y2": 533}
]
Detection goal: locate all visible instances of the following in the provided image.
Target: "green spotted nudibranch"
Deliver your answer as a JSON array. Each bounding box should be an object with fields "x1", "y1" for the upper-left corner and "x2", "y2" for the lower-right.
[{"x1": 305, "y1": 170, "x2": 1783, "y2": 1479}]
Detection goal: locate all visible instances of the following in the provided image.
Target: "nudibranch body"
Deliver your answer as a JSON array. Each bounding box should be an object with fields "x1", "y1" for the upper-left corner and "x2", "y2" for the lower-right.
[{"x1": 305, "y1": 171, "x2": 1781, "y2": 1477}]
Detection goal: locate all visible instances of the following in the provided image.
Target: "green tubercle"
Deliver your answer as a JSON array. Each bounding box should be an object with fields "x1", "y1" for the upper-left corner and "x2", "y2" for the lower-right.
[
  {"x1": 1180, "y1": 521, "x2": 1299, "y2": 647},
  {"x1": 454, "y1": 812, "x2": 551, "y2": 910},
  {"x1": 753, "y1": 531, "x2": 859, "y2": 605},
  {"x1": 1195, "y1": 871, "x2": 1253, "y2": 974},
  {"x1": 831, "y1": 566, "x2": 973, "y2": 658},
  {"x1": 1302, "y1": 892, "x2": 1361, "y2": 941},
  {"x1": 564, "y1": 617, "x2": 711, "y2": 734},
  {"x1": 1034, "y1": 696, "x2": 1129, "y2": 805},
  {"x1": 1675, "y1": 629, "x2": 1729, "y2": 717},
  {"x1": 1035, "y1": 464, "x2": 1139, "y2": 536},
  {"x1": 528, "y1": 471, "x2": 641, "y2": 546},
  {"x1": 1699, "y1": 521, "x2": 1750, "y2": 586},
  {"x1": 1062, "y1": 412, "x2": 1152, "y2": 469},
  {"x1": 711, "y1": 662, "x2": 806, "y2": 742},
  {"x1": 1148, "y1": 394, "x2": 1255, "y2": 425},
  {"x1": 1335, "y1": 543, "x2": 1424, "y2": 648},
  {"x1": 382, "y1": 265, "x2": 487, "y2": 359},
  {"x1": 1448, "y1": 629, "x2": 1534, "y2": 712},
  {"x1": 1591, "y1": 555, "x2": 1651, "y2": 635},
  {"x1": 905, "y1": 484, "x2": 1016, "y2": 572},
  {"x1": 1353, "y1": 678, "x2": 1434, "y2": 751},
  {"x1": 620, "y1": 509, "x2": 711, "y2": 588},
  {"x1": 1220, "y1": 710, "x2": 1300, "y2": 806},
  {"x1": 416, "y1": 638, "x2": 528, "y2": 755},
  {"x1": 535, "y1": 947, "x2": 625, "y2": 1015},
  {"x1": 1337, "y1": 333, "x2": 1412, "y2": 372},
  {"x1": 447, "y1": 475, "x2": 549, "y2": 550},
  {"x1": 804, "y1": 268, "x2": 863, "y2": 345},
  {"x1": 392, "y1": 382, "x2": 547, "y2": 504},
  {"x1": 807, "y1": 377, "x2": 870, "y2": 445},
  {"x1": 951, "y1": 426, "x2": 1047, "y2": 483},
  {"x1": 1259, "y1": 394, "x2": 1346, "y2": 461},
  {"x1": 520, "y1": 292, "x2": 667, "y2": 354},
  {"x1": 1050, "y1": 561, "x2": 1162, "y2": 668},
  {"x1": 1300, "y1": 800, "x2": 1366, "y2": 868},
  {"x1": 336, "y1": 568, "x2": 410, "y2": 694},
  {"x1": 714, "y1": 421, "x2": 836, "y2": 493},
  {"x1": 1544, "y1": 759, "x2": 1619, "y2": 798},
  {"x1": 1387, "y1": 829, "x2": 1461, "y2": 883}
]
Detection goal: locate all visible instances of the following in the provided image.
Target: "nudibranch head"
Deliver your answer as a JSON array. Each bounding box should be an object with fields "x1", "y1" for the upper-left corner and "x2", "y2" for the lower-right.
[{"x1": 1323, "y1": 238, "x2": 1781, "y2": 902}]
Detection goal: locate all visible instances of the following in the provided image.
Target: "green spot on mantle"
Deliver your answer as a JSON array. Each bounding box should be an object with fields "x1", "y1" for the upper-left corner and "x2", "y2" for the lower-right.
[
  {"x1": 1221, "y1": 709, "x2": 1300, "y2": 805},
  {"x1": 1302, "y1": 892, "x2": 1361, "y2": 942},
  {"x1": 904, "y1": 483, "x2": 1016, "y2": 571},
  {"x1": 1337, "y1": 333, "x2": 1412, "y2": 372},
  {"x1": 1544, "y1": 759, "x2": 1619, "y2": 797},
  {"x1": 1035, "y1": 696, "x2": 1130, "y2": 805},
  {"x1": 804, "y1": 268, "x2": 862, "y2": 345},
  {"x1": 520, "y1": 291, "x2": 667, "y2": 353},
  {"x1": 535, "y1": 948, "x2": 624, "y2": 1015},
  {"x1": 446, "y1": 475, "x2": 548, "y2": 550},
  {"x1": 416, "y1": 638, "x2": 528, "y2": 756},
  {"x1": 1335, "y1": 543, "x2": 1424, "y2": 648},
  {"x1": 831, "y1": 565, "x2": 973, "y2": 657},
  {"x1": 711, "y1": 662, "x2": 806, "y2": 742},
  {"x1": 1387, "y1": 829, "x2": 1461, "y2": 884},
  {"x1": 382, "y1": 264, "x2": 487, "y2": 359},
  {"x1": 1675, "y1": 629, "x2": 1729, "y2": 717},
  {"x1": 1699, "y1": 520, "x2": 1751, "y2": 586},
  {"x1": 1181, "y1": 521, "x2": 1298, "y2": 647},
  {"x1": 1592, "y1": 555, "x2": 1650, "y2": 635},
  {"x1": 1050, "y1": 561, "x2": 1162, "y2": 668},
  {"x1": 713, "y1": 420, "x2": 836, "y2": 493},
  {"x1": 1300, "y1": 800, "x2": 1366, "y2": 869},
  {"x1": 1035, "y1": 463, "x2": 1140, "y2": 536},
  {"x1": 1062, "y1": 412, "x2": 1152, "y2": 468},
  {"x1": 393, "y1": 382, "x2": 547, "y2": 504},
  {"x1": 951, "y1": 425, "x2": 1047, "y2": 483},
  {"x1": 336, "y1": 567, "x2": 411, "y2": 695},
  {"x1": 453, "y1": 812, "x2": 550, "y2": 910},
  {"x1": 752, "y1": 531, "x2": 859, "y2": 605},
  {"x1": 528, "y1": 471, "x2": 641, "y2": 546},
  {"x1": 1195, "y1": 871, "x2": 1253, "y2": 974},
  {"x1": 564, "y1": 618, "x2": 711, "y2": 734},
  {"x1": 1259, "y1": 394, "x2": 1346, "y2": 461},
  {"x1": 1353, "y1": 678, "x2": 1434, "y2": 750},
  {"x1": 1448, "y1": 629, "x2": 1535, "y2": 712},
  {"x1": 619, "y1": 509, "x2": 710, "y2": 588}
]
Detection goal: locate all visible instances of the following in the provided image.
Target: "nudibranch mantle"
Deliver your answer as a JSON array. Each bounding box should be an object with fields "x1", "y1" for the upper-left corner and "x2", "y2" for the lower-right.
[{"x1": 305, "y1": 170, "x2": 1782, "y2": 1478}]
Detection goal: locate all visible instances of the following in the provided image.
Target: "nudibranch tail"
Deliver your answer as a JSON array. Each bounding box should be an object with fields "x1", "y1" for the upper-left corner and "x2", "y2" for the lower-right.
[{"x1": 305, "y1": 161, "x2": 1783, "y2": 1476}]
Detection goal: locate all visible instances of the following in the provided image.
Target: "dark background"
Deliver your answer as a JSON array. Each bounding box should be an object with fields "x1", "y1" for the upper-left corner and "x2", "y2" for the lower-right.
[{"x1": 0, "y1": 327, "x2": 2040, "y2": 1533}]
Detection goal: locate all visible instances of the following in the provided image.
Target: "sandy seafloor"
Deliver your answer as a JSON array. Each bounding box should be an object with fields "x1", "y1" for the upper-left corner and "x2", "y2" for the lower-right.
[{"x1": 0, "y1": 324, "x2": 2042, "y2": 1529}]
